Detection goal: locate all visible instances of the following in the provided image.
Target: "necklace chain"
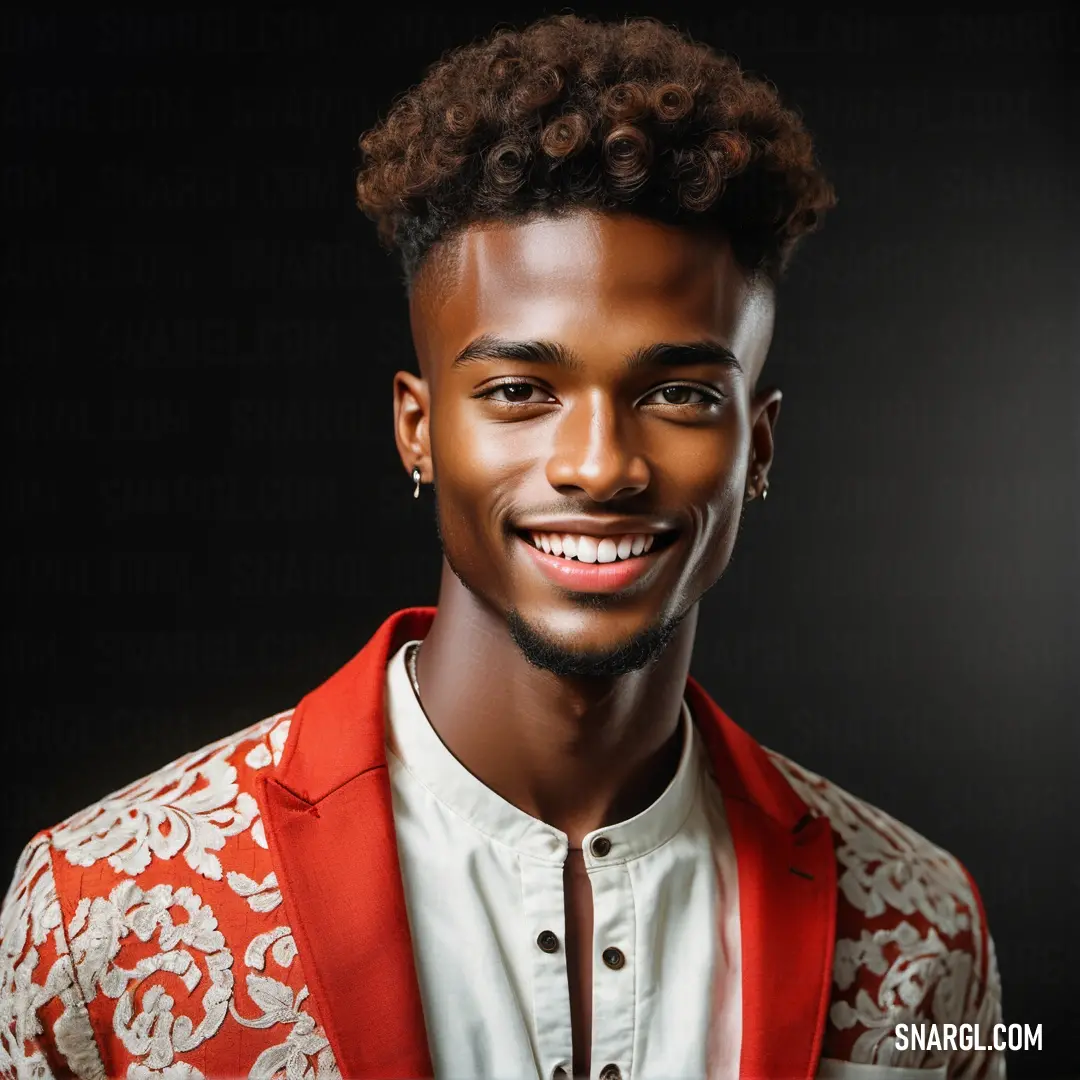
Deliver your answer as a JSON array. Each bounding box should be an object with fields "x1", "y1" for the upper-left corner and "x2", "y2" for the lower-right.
[{"x1": 406, "y1": 642, "x2": 421, "y2": 698}]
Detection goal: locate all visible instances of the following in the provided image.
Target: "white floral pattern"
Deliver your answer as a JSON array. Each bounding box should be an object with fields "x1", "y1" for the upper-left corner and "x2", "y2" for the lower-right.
[
  {"x1": 66, "y1": 881, "x2": 233, "y2": 1067},
  {"x1": 244, "y1": 927, "x2": 297, "y2": 973},
  {"x1": 244, "y1": 720, "x2": 291, "y2": 772},
  {"x1": 49, "y1": 715, "x2": 292, "y2": 883},
  {"x1": 768, "y1": 751, "x2": 1004, "y2": 1078},
  {"x1": 0, "y1": 710, "x2": 342, "y2": 1078},
  {"x1": 231, "y1": 978, "x2": 340, "y2": 1080},
  {"x1": 227, "y1": 871, "x2": 282, "y2": 914},
  {"x1": 1, "y1": 836, "x2": 67, "y2": 1079}
]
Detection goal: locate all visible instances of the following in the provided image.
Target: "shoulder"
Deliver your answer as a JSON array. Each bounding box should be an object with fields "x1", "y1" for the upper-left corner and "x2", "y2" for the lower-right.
[
  {"x1": 3, "y1": 709, "x2": 296, "y2": 951},
  {"x1": 765, "y1": 750, "x2": 1004, "y2": 1076},
  {"x1": 0, "y1": 711, "x2": 321, "y2": 1076},
  {"x1": 765, "y1": 749, "x2": 984, "y2": 930},
  {"x1": 46, "y1": 708, "x2": 294, "y2": 884}
]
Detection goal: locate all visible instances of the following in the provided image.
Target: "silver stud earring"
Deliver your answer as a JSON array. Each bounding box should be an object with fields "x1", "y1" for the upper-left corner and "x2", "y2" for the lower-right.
[
  {"x1": 412, "y1": 467, "x2": 421, "y2": 499},
  {"x1": 745, "y1": 475, "x2": 770, "y2": 502}
]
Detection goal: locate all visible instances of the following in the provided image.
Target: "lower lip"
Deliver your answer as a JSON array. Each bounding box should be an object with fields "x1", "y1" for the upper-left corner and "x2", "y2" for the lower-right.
[{"x1": 517, "y1": 534, "x2": 672, "y2": 593}]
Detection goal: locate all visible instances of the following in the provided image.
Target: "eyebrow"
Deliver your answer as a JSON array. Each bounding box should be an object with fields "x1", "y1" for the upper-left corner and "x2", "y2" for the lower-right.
[{"x1": 452, "y1": 333, "x2": 742, "y2": 374}]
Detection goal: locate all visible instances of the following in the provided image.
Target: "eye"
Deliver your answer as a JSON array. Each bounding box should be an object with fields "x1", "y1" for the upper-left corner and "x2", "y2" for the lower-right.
[
  {"x1": 643, "y1": 384, "x2": 724, "y2": 408},
  {"x1": 477, "y1": 382, "x2": 556, "y2": 405}
]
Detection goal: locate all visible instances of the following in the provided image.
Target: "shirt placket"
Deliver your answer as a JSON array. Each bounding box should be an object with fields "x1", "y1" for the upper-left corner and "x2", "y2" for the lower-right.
[
  {"x1": 520, "y1": 853, "x2": 574, "y2": 1079},
  {"x1": 587, "y1": 855, "x2": 636, "y2": 1080}
]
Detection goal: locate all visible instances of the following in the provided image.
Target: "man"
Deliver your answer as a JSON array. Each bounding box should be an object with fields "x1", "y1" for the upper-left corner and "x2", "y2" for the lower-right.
[{"x1": 1, "y1": 14, "x2": 1002, "y2": 1080}]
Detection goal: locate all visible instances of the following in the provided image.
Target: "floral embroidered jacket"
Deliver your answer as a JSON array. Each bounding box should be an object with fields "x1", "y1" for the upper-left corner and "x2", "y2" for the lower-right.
[{"x1": 1, "y1": 607, "x2": 1004, "y2": 1080}]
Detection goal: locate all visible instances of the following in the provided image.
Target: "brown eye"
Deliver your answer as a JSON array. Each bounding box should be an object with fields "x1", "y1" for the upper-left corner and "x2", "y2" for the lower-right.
[
  {"x1": 641, "y1": 384, "x2": 723, "y2": 411},
  {"x1": 501, "y1": 383, "x2": 536, "y2": 401},
  {"x1": 481, "y1": 382, "x2": 555, "y2": 405},
  {"x1": 660, "y1": 385, "x2": 705, "y2": 405}
]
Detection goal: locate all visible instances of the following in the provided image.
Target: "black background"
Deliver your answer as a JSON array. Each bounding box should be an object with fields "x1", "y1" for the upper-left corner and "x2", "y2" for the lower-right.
[{"x1": 4, "y1": 6, "x2": 1078, "y2": 1077}]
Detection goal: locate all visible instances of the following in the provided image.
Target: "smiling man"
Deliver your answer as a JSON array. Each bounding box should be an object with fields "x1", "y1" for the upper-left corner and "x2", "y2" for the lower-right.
[{"x1": 1, "y1": 14, "x2": 1004, "y2": 1080}]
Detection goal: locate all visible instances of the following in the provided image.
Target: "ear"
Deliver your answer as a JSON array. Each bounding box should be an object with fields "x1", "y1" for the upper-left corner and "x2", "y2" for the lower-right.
[
  {"x1": 748, "y1": 387, "x2": 782, "y2": 486},
  {"x1": 393, "y1": 369, "x2": 432, "y2": 483}
]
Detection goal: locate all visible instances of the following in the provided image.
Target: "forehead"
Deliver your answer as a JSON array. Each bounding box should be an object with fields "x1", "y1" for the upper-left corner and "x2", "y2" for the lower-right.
[{"x1": 409, "y1": 211, "x2": 772, "y2": 372}]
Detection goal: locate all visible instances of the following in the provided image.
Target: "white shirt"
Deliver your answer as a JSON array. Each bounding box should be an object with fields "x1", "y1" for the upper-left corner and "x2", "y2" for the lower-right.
[{"x1": 384, "y1": 639, "x2": 742, "y2": 1080}]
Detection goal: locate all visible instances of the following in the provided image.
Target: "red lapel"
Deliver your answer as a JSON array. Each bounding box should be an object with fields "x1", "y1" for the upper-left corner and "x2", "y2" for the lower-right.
[
  {"x1": 686, "y1": 677, "x2": 837, "y2": 1080},
  {"x1": 256, "y1": 607, "x2": 836, "y2": 1080},
  {"x1": 256, "y1": 607, "x2": 436, "y2": 1080}
]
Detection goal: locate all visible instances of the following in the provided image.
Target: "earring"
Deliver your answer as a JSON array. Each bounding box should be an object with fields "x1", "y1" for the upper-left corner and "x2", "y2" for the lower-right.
[
  {"x1": 412, "y1": 466, "x2": 421, "y2": 499},
  {"x1": 745, "y1": 475, "x2": 770, "y2": 502}
]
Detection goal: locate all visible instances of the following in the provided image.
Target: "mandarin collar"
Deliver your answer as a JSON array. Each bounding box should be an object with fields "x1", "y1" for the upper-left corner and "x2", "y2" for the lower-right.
[{"x1": 384, "y1": 638, "x2": 704, "y2": 867}]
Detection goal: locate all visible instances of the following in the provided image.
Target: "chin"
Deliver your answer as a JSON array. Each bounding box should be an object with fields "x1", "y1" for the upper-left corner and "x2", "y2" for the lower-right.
[{"x1": 505, "y1": 605, "x2": 689, "y2": 678}]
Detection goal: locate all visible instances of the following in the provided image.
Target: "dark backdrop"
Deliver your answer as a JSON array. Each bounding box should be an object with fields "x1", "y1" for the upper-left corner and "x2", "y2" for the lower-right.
[{"x1": 5, "y1": 6, "x2": 1078, "y2": 1077}]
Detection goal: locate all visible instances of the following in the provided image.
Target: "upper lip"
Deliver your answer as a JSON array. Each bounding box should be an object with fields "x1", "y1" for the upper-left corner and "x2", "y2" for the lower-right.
[{"x1": 515, "y1": 517, "x2": 677, "y2": 537}]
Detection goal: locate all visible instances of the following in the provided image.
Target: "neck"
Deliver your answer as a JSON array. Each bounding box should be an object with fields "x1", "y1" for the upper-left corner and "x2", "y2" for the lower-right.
[{"x1": 412, "y1": 561, "x2": 698, "y2": 848}]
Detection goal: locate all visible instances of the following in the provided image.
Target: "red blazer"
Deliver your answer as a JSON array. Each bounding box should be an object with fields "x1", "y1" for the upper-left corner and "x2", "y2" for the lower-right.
[{"x1": 1, "y1": 607, "x2": 1002, "y2": 1079}]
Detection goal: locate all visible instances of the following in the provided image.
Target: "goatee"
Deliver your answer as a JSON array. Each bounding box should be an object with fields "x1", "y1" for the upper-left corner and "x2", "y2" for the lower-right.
[{"x1": 505, "y1": 604, "x2": 689, "y2": 677}]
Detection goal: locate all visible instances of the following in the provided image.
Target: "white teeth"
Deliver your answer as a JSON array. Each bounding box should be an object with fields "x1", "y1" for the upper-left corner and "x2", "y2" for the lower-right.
[
  {"x1": 596, "y1": 538, "x2": 618, "y2": 563},
  {"x1": 528, "y1": 530, "x2": 665, "y2": 562},
  {"x1": 576, "y1": 536, "x2": 598, "y2": 563}
]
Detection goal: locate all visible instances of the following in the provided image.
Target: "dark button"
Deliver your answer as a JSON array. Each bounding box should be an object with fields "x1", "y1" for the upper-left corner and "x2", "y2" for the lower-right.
[
  {"x1": 602, "y1": 946, "x2": 625, "y2": 970},
  {"x1": 599, "y1": 1065, "x2": 622, "y2": 1080},
  {"x1": 536, "y1": 930, "x2": 560, "y2": 953},
  {"x1": 590, "y1": 835, "x2": 612, "y2": 857},
  {"x1": 551, "y1": 1068, "x2": 569, "y2": 1080}
]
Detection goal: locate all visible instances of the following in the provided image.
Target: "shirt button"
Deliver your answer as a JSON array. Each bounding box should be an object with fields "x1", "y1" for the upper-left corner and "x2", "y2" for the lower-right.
[
  {"x1": 602, "y1": 946, "x2": 625, "y2": 970},
  {"x1": 599, "y1": 1065, "x2": 622, "y2": 1080},
  {"x1": 590, "y1": 835, "x2": 612, "y2": 857},
  {"x1": 536, "y1": 930, "x2": 560, "y2": 953},
  {"x1": 551, "y1": 1068, "x2": 569, "y2": 1080}
]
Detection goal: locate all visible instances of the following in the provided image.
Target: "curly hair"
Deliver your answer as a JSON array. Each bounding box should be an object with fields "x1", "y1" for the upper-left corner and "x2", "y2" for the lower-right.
[{"x1": 356, "y1": 15, "x2": 836, "y2": 290}]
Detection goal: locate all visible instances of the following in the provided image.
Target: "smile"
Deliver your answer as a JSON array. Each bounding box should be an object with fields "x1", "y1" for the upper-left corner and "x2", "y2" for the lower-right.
[{"x1": 516, "y1": 529, "x2": 678, "y2": 593}]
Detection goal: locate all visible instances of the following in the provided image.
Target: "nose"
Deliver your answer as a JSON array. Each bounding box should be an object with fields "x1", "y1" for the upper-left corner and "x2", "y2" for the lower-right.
[{"x1": 545, "y1": 391, "x2": 651, "y2": 502}]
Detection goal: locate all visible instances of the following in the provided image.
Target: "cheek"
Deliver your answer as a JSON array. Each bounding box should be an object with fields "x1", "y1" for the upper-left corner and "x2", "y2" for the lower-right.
[
  {"x1": 700, "y1": 468, "x2": 745, "y2": 556},
  {"x1": 668, "y1": 423, "x2": 747, "y2": 573},
  {"x1": 666, "y1": 417, "x2": 743, "y2": 507},
  {"x1": 429, "y1": 398, "x2": 522, "y2": 548}
]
